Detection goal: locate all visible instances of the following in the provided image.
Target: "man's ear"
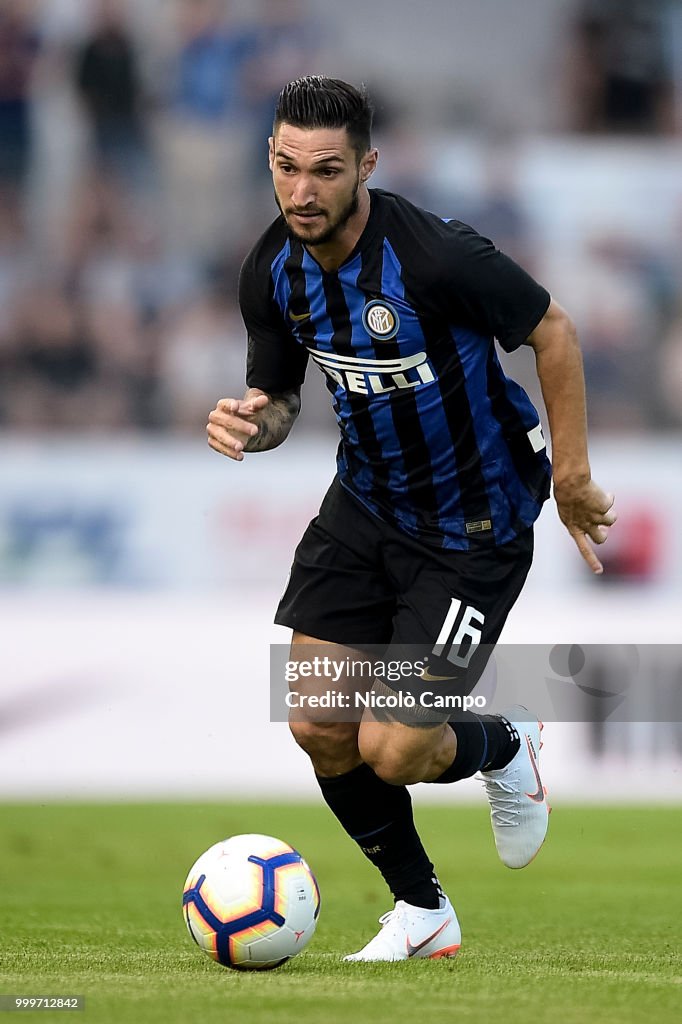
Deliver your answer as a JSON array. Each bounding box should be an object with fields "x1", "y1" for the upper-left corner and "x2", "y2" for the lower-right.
[
  {"x1": 359, "y1": 147, "x2": 379, "y2": 183},
  {"x1": 268, "y1": 136, "x2": 275, "y2": 171}
]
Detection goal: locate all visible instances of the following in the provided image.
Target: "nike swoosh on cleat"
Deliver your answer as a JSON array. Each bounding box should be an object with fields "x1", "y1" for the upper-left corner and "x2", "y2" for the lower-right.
[
  {"x1": 524, "y1": 734, "x2": 545, "y2": 803},
  {"x1": 405, "y1": 919, "x2": 451, "y2": 958},
  {"x1": 289, "y1": 310, "x2": 312, "y2": 321}
]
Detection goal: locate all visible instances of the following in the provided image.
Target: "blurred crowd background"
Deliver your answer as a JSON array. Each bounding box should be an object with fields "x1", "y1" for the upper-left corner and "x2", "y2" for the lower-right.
[
  {"x1": 1, "y1": 0, "x2": 681, "y2": 437},
  {"x1": 1, "y1": 0, "x2": 681, "y2": 794}
]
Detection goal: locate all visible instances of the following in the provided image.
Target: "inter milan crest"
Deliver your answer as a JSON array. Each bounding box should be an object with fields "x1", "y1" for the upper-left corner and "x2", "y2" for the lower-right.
[{"x1": 362, "y1": 299, "x2": 400, "y2": 341}]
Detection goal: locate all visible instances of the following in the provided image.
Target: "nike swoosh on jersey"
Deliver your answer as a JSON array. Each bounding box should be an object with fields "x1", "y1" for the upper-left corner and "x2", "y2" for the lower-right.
[
  {"x1": 289, "y1": 309, "x2": 312, "y2": 321},
  {"x1": 405, "y1": 919, "x2": 450, "y2": 957},
  {"x1": 524, "y1": 734, "x2": 545, "y2": 803}
]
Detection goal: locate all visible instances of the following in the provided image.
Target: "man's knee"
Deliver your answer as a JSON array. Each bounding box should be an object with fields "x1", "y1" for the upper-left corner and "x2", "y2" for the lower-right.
[
  {"x1": 289, "y1": 719, "x2": 360, "y2": 775},
  {"x1": 358, "y1": 718, "x2": 453, "y2": 785},
  {"x1": 358, "y1": 725, "x2": 423, "y2": 785}
]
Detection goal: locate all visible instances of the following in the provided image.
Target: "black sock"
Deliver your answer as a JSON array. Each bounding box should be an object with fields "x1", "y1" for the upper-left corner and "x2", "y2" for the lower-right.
[
  {"x1": 316, "y1": 763, "x2": 442, "y2": 909},
  {"x1": 430, "y1": 712, "x2": 520, "y2": 784}
]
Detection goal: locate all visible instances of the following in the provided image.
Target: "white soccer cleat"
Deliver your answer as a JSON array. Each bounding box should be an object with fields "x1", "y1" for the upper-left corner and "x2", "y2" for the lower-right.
[
  {"x1": 343, "y1": 897, "x2": 461, "y2": 962},
  {"x1": 479, "y1": 706, "x2": 550, "y2": 869}
]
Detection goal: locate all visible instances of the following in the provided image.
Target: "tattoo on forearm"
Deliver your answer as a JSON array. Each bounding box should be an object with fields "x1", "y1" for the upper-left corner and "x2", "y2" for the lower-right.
[{"x1": 244, "y1": 391, "x2": 301, "y2": 452}]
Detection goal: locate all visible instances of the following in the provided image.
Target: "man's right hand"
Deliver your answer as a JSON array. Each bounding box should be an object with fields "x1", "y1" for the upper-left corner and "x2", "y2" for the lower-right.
[{"x1": 206, "y1": 390, "x2": 270, "y2": 461}]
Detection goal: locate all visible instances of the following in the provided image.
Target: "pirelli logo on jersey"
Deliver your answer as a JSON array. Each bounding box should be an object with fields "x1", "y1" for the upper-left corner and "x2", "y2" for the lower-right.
[{"x1": 307, "y1": 348, "x2": 435, "y2": 395}]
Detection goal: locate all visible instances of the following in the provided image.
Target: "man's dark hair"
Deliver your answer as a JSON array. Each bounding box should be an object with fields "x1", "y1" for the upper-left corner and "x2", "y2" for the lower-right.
[{"x1": 273, "y1": 76, "x2": 373, "y2": 156}]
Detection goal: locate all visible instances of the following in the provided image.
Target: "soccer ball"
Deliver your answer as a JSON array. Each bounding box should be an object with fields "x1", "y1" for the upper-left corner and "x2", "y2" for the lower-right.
[{"x1": 182, "y1": 833, "x2": 320, "y2": 971}]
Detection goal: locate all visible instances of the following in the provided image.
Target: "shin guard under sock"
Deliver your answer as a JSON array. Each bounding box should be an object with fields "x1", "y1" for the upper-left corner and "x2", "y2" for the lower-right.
[{"x1": 316, "y1": 763, "x2": 442, "y2": 909}]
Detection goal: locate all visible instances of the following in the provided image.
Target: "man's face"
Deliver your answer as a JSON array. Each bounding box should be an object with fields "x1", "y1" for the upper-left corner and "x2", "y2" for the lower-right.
[{"x1": 270, "y1": 124, "x2": 374, "y2": 247}]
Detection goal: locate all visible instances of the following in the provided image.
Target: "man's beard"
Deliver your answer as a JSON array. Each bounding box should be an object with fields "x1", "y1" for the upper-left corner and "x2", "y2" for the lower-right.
[{"x1": 275, "y1": 178, "x2": 360, "y2": 247}]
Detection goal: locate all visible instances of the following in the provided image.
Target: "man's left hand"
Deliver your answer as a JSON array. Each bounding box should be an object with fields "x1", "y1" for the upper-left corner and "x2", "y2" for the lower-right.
[{"x1": 554, "y1": 478, "x2": 617, "y2": 574}]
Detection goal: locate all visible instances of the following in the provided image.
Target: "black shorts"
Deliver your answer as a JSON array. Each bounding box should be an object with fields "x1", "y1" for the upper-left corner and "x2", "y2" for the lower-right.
[{"x1": 275, "y1": 477, "x2": 533, "y2": 715}]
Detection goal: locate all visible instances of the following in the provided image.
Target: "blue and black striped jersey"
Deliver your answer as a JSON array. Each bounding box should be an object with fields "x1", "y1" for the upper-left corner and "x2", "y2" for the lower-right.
[{"x1": 241, "y1": 188, "x2": 552, "y2": 550}]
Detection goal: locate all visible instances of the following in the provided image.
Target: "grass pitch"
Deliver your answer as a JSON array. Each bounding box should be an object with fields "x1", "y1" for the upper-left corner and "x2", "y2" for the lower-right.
[{"x1": 0, "y1": 802, "x2": 680, "y2": 1024}]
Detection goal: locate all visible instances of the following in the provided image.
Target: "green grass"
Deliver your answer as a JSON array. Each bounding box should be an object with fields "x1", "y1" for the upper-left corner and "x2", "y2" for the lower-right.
[{"x1": 0, "y1": 802, "x2": 680, "y2": 1024}]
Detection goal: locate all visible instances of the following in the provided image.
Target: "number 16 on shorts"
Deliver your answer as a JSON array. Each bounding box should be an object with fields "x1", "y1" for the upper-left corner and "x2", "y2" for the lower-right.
[{"x1": 433, "y1": 599, "x2": 485, "y2": 668}]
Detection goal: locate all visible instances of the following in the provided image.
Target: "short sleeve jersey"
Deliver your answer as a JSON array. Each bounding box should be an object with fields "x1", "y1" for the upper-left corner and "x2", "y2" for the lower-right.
[{"x1": 240, "y1": 188, "x2": 552, "y2": 550}]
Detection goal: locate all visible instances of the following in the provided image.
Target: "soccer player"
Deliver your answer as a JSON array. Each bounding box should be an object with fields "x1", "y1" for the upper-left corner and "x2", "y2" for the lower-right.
[{"x1": 207, "y1": 76, "x2": 616, "y2": 961}]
